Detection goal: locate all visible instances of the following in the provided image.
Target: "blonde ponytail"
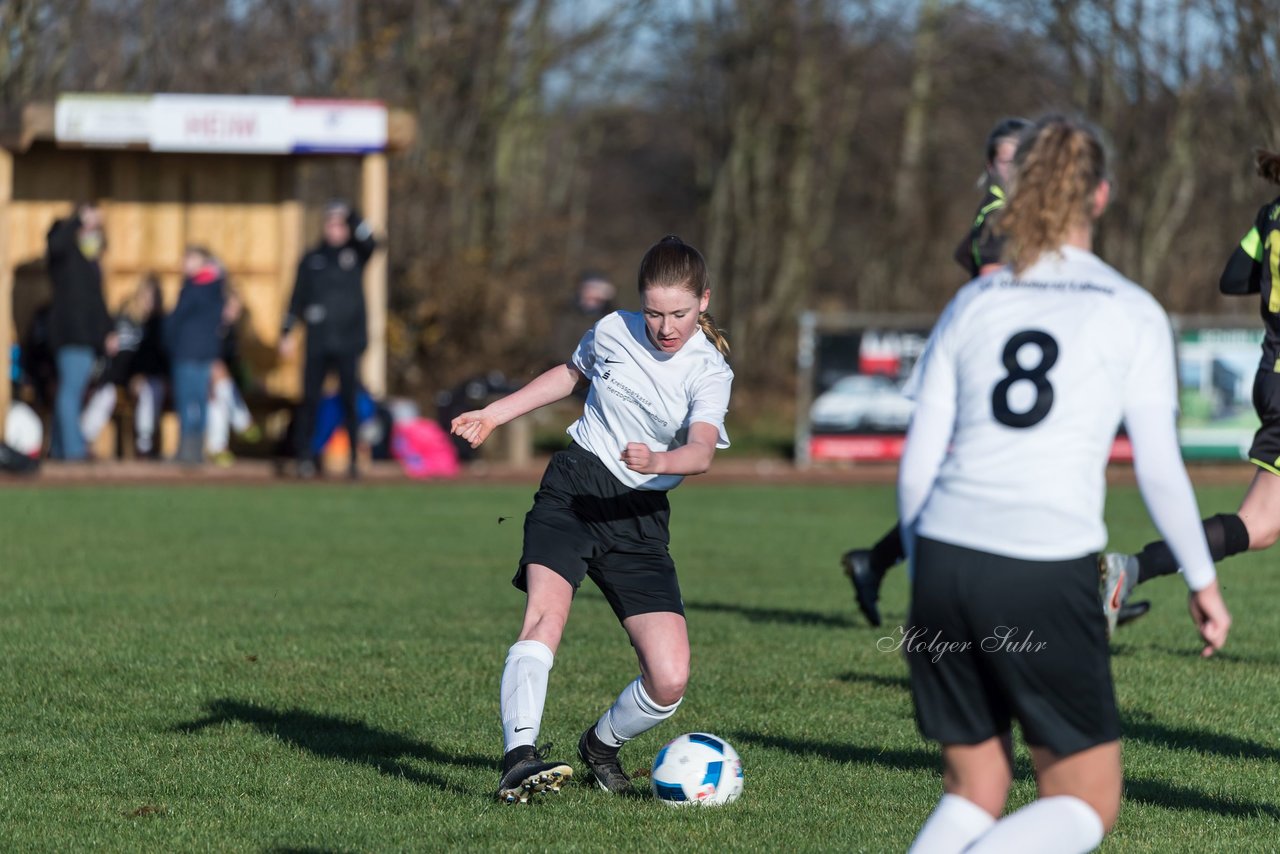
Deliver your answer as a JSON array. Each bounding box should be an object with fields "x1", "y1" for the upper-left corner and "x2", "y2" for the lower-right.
[
  {"x1": 999, "y1": 116, "x2": 1107, "y2": 273},
  {"x1": 698, "y1": 311, "x2": 730, "y2": 356}
]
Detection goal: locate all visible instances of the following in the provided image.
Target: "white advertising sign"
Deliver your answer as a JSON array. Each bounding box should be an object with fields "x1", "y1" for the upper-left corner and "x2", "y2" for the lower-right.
[
  {"x1": 54, "y1": 95, "x2": 151, "y2": 147},
  {"x1": 53, "y1": 94, "x2": 388, "y2": 155},
  {"x1": 150, "y1": 95, "x2": 294, "y2": 153}
]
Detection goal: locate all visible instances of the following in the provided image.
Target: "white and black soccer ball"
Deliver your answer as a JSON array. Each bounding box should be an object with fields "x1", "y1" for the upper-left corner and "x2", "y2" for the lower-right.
[{"x1": 650, "y1": 732, "x2": 743, "y2": 806}]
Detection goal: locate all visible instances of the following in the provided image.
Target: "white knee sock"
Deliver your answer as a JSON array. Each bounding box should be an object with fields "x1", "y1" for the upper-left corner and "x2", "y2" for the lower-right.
[
  {"x1": 206, "y1": 393, "x2": 230, "y2": 453},
  {"x1": 967, "y1": 795, "x2": 1104, "y2": 853},
  {"x1": 500, "y1": 640, "x2": 554, "y2": 753},
  {"x1": 594, "y1": 677, "x2": 682, "y2": 748},
  {"x1": 80, "y1": 385, "x2": 117, "y2": 442},
  {"x1": 226, "y1": 382, "x2": 252, "y2": 433},
  {"x1": 908, "y1": 794, "x2": 995, "y2": 854},
  {"x1": 135, "y1": 381, "x2": 158, "y2": 452},
  {"x1": 210, "y1": 377, "x2": 252, "y2": 432}
]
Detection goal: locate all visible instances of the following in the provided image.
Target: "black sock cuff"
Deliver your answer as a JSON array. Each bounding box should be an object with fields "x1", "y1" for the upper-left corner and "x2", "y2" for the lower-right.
[{"x1": 1212, "y1": 513, "x2": 1250, "y2": 558}]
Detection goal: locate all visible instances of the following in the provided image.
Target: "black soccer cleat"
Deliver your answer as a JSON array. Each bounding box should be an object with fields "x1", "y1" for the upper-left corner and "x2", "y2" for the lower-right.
[
  {"x1": 842, "y1": 549, "x2": 882, "y2": 627},
  {"x1": 496, "y1": 744, "x2": 573, "y2": 804},
  {"x1": 1116, "y1": 599, "x2": 1152, "y2": 628},
  {"x1": 577, "y1": 727, "x2": 632, "y2": 794}
]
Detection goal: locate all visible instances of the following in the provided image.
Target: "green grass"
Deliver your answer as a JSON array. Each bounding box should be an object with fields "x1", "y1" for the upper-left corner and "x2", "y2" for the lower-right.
[{"x1": 0, "y1": 481, "x2": 1277, "y2": 851}]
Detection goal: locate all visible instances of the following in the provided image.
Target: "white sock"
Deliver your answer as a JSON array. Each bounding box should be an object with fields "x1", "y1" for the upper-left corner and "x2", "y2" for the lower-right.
[
  {"x1": 908, "y1": 794, "x2": 995, "y2": 854},
  {"x1": 594, "y1": 677, "x2": 681, "y2": 748},
  {"x1": 967, "y1": 796, "x2": 1104, "y2": 853},
  {"x1": 135, "y1": 380, "x2": 158, "y2": 452},
  {"x1": 227, "y1": 383, "x2": 252, "y2": 433},
  {"x1": 211, "y1": 377, "x2": 252, "y2": 433},
  {"x1": 206, "y1": 392, "x2": 230, "y2": 453},
  {"x1": 500, "y1": 640, "x2": 554, "y2": 753},
  {"x1": 80, "y1": 385, "x2": 117, "y2": 442}
]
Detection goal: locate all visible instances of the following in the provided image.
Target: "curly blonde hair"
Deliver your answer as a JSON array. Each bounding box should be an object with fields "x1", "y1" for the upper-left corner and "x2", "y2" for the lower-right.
[{"x1": 999, "y1": 116, "x2": 1108, "y2": 273}]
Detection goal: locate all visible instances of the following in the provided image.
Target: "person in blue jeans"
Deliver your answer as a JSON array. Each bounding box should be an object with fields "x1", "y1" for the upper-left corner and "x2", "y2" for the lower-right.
[
  {"x1": 46, "y1": 203, "x2": 117, "y2": 460},
  {"x1": 165, "y1": 246, "x2": 226, "y2": 465}
]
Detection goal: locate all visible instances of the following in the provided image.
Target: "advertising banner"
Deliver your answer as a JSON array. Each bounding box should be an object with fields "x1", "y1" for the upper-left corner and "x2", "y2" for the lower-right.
[
  {"x1": 1176, "y1": 326, "x2": 1263, "y2": 461},
  {"x1": 54, "y1": 94, "x2": 387, "y2": 155},
  {"x1": 797, "y1": 313, "x2": 1258, "y2": 466}
]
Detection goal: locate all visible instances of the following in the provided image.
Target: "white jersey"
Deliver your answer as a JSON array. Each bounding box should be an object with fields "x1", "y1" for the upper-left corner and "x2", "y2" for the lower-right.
[
  {"x1": 906, "y1": 245, "x2": 1179, "y2": 560},
  {"x1": 568, "y1": 311, "x2": 733, "y2": 491}
]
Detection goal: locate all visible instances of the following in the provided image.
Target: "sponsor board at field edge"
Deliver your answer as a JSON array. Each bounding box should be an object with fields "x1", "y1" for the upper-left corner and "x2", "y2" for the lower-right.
[
  {"x1": 805, "y1": 324, "x2": 1259, "y2": 463},
  {"x1": 54, "y1": 94, "x2": 387, "y2": 154},
  {"x1": 1176, "y1": 327, "x2": 1263, "y2": 461},
  {"x1": 806, "y1": 327, "x2": 924, "y2": 463}
]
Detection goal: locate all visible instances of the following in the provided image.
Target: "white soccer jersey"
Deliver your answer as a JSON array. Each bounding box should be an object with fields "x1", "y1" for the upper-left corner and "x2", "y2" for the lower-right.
[
  {"x1": 904, "y1": 245, "x2": 1180, "y2": 561},
  {"x1": 568, "y1": 311, "x2": 733, "y2": 491}
]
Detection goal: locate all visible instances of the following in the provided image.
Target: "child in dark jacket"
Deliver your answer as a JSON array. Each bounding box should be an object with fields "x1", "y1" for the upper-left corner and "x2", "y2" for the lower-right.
[
  {"x1": 80, "y1": 275, "x2": 168, "y2": 456},
  {"x1": 166, "y1": 246, "x2": 226, "y2": 464}
]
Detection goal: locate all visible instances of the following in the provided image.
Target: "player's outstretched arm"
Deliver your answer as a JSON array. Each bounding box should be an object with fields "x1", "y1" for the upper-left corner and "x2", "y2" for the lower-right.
[
  {"x1": 1188, "y1": 580, "x2": 1231, "y2": 658},
  {"x1": 451, "y1": 362, "x2": 581, "y2": 449},
  {"x1": 621, "y1": 421, "x2": 719, "y2": 476}
]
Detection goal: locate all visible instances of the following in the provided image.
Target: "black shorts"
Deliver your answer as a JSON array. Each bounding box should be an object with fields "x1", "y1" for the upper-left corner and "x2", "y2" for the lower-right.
[
  {"x1": 904, "y1": 537, "x2": 1119, "y2": 757},
  {"x1": 1248, "y1": 369, "x2": 1280, "y2": 474},
  {"x1": 516, "y1": 443, "x2": 681, "y2": 621}
]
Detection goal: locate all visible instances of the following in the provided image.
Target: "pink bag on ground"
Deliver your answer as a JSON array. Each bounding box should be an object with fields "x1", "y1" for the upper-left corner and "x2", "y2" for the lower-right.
[{"x1": 392, "y1": 419, "x2": 461, "y2": 479}]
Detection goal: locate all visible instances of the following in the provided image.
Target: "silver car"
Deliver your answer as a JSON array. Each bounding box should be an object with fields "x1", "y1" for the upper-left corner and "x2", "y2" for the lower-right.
[{"x1": 810, "y1": 374, "x2": 915, "y2": 433}]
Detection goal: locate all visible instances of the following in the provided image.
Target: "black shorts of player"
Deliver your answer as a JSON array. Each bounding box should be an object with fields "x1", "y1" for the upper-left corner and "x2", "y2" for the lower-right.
[
  {"x1": 515, "y1": 442, "x2": 680, "y2": 621},
  {"x1": 1248, "y1": 369, "x2": 1280, "y2": 475},
  {"x1": 904, "y1": 537, "x2": 1119, "y2": 757}
]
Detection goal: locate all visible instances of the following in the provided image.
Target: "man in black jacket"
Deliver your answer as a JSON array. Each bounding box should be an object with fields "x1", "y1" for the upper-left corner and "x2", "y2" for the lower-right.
[
  {"x1": 279, "y1": 201, "x2": 378, "y2": 478},
  {"x1": 47, "y1": 203, "x2": 117, "y2": 460}
]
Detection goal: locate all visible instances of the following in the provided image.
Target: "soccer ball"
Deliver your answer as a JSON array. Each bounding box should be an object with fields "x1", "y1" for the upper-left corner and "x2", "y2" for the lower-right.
[{"x1": 650, "y1": 732, "x2": 743, "y2": 806}]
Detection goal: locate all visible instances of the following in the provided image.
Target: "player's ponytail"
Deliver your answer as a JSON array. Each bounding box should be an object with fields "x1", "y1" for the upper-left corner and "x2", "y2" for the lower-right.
[
  {"x1": 999, "y1": 115, "x2": 1107, "y2": 274},
  {"x1": 698, "y1": 311, "x2": 731, "y2": 356},
  {"x1": 1256, "y1": 148, "x2": 1280, "y2": 186}
]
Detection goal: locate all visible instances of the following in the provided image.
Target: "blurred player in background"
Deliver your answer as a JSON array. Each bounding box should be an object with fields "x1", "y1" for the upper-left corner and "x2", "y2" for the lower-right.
[
  {"x1": 1100, "y1": 148, "x2": 1280, "y2": 630},
  {"x1": 899, "y1": 116, "x2": 1230, "y2": 854},
  {"x1": 451, "y1": 235, "x2": 733, "y2": 804}
]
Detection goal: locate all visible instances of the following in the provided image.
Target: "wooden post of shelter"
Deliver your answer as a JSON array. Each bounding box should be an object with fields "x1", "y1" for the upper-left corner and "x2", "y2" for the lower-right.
[
  {"x1": 0, "y1": 147, "x2": 13, "y2": 430},
  {"x1": 360, "y1": 152, "x2": 388, "y2": 399}
]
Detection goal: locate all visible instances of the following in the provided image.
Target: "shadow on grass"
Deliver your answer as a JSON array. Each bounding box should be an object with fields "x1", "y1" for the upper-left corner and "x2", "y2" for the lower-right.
[
  {"x1": 836, "y1": 670, "x2": 912, "y2": 692},
  {"x1": 173, "y1": 698, "x2": 490, "y2": 791},
  {"x1": 1125, "y1": 776, "x2": 1280, "y2": 819},
  {"x1": 731, "y1": 731, "x2": 1048, "y2": 780},
  {"x1": 728, "y1": 730, "x2": 939, "y2": 773},
  {"x1": 683, "y1": 600, "x2": 858, "y2": 629},
  {"x1": 1121, "y1": 710, "x2": 1280, "y2": 763}
]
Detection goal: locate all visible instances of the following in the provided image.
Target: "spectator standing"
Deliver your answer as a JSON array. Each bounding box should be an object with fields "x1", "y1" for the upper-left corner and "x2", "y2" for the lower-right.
[
  {"x1": 46, "y1": 203, "x2": 117, "y2": 460},
  {"x1": 549, "y1": 271, "x2": 617, "y2": 368},
  {"x1": 165, "y1": 247, "x2": 226, "y2": 465},
  {"x1": 279, "y1": 201, "x2": 378, "y2": 479}
]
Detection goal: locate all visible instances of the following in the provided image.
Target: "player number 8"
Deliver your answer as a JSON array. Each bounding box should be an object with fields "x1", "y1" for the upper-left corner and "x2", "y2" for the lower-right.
[{"x1": 991, "y1": 330, "x2": 1058, "y2": 428}]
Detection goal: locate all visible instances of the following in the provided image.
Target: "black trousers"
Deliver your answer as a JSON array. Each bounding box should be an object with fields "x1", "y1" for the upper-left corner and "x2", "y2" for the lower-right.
[{"x1": 296, "y1": 348, "x2": 361, "y2": 464}]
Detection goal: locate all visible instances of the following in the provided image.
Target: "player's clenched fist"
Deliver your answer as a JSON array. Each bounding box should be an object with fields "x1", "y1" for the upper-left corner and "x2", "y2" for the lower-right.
[
  {"x1": 620, "y1": 442, "x2": 659, "y2": 473},
  {"x1": 452, "y1": 411, "x2": 496, "y2": 448}
]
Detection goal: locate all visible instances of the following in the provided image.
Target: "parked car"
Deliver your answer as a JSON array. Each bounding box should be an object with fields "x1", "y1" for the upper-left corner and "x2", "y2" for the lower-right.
[{"x1": 810, "y1": 373, "x2": 914, "y2": 433}]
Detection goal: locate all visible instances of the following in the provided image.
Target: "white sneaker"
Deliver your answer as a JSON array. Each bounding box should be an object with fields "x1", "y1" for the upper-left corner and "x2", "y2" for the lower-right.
[{"x1": 1099, "y1": 552, "x2": 1138, "y2": 638}]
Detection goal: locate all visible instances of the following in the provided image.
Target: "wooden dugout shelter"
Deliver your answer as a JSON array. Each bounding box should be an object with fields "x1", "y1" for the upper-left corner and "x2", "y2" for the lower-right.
[{"x1": 0, "y1": 93, "x2": 414, "y2": 446}]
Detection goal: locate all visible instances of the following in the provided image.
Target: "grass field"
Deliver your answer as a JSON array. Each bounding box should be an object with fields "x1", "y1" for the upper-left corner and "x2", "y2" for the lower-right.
[{"x1": 1, "y1": 480, "x2": 1278, "y2": 852}]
